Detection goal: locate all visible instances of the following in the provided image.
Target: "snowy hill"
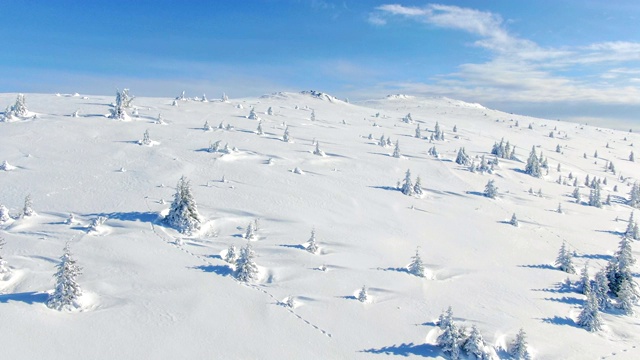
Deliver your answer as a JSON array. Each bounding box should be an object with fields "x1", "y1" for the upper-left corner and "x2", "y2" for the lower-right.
[{"x1": 0, "y1": 91, "x2": 639, "y2": 359}]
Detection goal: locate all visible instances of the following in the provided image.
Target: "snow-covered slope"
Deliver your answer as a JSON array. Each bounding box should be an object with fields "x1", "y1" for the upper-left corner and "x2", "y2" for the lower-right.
[{"x1": 0, "y1": 91, "x2": 638, "y2": 359}]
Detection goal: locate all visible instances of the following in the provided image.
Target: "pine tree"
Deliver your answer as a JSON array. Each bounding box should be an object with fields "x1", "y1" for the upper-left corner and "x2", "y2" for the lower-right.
[
  {"x1": 557, "y1": 202, "x2": 563, "y2": 214},
  {"x1": 267, "y1": 107, "x2": 273, "y2": 116},
  {"x1": 630, "y1": 151, "x2": 635, "y2": 162},
  {"x1": 606, "y1": 236, "x2": 637, "y2": 296},
  {"x1": 407, "y1": 247, "x2": 425, "y2": 277},
  {"x1": 248, "y1": 108, "x2": 258, "y2": 120},
  {"x1": 165, "y1": 176, "x2": 202, "y2": 234},
  {"x1": 401, "y1": 169, "x2": 414, "y2": 196},
  {"x1": 224, "y1": 245, "x2": 238, "y2": 264},
  {"x1": 256, "y1": 120, "x2": 264, "y2": 135},
  {"x1": 484, "y1": 180, "x2": 498, "y2": 199},
  {"x1": 572, "y1": 187, "x2": 581, "y2": 203},
  {"x1": 455, "y1": 147, "x2": 470, "y2": 165},
  {"x1": 47, "y1": 243, "x2": 82, "y2": 311},
  {"x1": 282, "y1": 126, "x2": 291, "y2": 142},
  {"x1": 589, "y1": 182, "x2": 602, "y2": 208},
  {"x1": 0, "y1": 204, "x2": 10, "y2": 222},
  {"x1": 306, "y1": 228, "x2": 318, "y2": 254},
  {"x1": 378, "y1": 135, "x2": 386, "y2": 147},
  {"x1": 0, "y1": 237, "x2": 11, "y2": 280},
  {"x1": 109, "y1": 89, "x2": 129, "y2": 120},
  {"x1": 578, "y1": 290, "x2": 602, "y2": 331},
  {"x1": 392, "y1": 140, "x2": 401, "y2": 158},
  {"x1": 22, "y1": 194, "x2": 35, "y2": 217},
  {"x1": 357, "y1": 285, "x2": 368, "y2": 302},
  {"x1": 415, "y1": 124, "x2": 421, "y2": 138},
  {"x1": 244, "y1": 222, "x2": 256, "y2": 240},
  {"x1": 235, "y1": 243, "x2": 258, "y2": 282},
  {"x1": 555, "y1": 241, "x2": 575, "y2": 274},
  {"x1": 510, "y1": 328, "x2": 532, "y2": 360},
  {"x1": 463, "y1": 325, "x2": 488, "y2": 359},
  {"x1": 437, "y1": 307, "x2": 462, "y2": 360},
  {"x1": 629, "y1": 182, "x2": 640, "y2": 208},
  {"x1": 310, "y1": 109, "x2": 316, "y2": 121},
  {"x1": 617, "y1": 279, "x2": 637, "y2": 315},
  {"x1": 140, "y1": 129, "x2": 152, "y2": 145},
  {"x1": 625, "y1": 212, "x2": 637, "y2": 239},
  {"x1": 510, "y1": 213, "x2": 519, "y2": 227},
  {"x1": 413, "y1": 176, "x2": 423, "y2": 196},
  {"x1": 525, "y1": 146, "x2": 541, "y2": 177},
  {"x1": 12, "y1": 93, "x2": 28, "y2": 117},
  {"x1": 593, "y1": 269, "x2": 611, "y2": 311},
  {"x1": 580, "y1": 263, "x2": 591, "y2": 295},
  {"x1": 313, "y1": 142, "x2": 325, "y2": 156}
]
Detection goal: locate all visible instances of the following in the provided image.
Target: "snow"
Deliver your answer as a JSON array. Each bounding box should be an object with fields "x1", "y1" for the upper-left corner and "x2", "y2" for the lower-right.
[{"x1": 0, "y1": 91, "x2": 639, "y2": 359}]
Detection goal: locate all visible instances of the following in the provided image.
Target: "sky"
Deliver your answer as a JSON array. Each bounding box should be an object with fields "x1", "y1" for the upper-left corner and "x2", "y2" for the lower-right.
[{"x1": 1, "y1": 0, "x2": 640, "y2": 128}]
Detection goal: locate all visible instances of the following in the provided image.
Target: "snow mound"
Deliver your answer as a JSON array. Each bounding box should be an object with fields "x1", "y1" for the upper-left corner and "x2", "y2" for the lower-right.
[
  {"x1": 385, "y1": 94, "x2": 415, "y2": 100},
  {"x1": 299, "y1": 90, "x2": 341, "y2": 103}
]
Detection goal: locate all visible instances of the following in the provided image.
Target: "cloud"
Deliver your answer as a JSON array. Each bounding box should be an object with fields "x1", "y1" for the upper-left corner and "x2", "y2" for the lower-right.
[{"x1": 369, "y1": 3, "x2": 640, "y2": 109}]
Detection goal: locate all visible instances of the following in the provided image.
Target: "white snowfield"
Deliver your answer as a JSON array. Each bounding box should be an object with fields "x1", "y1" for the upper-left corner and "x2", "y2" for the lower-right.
[{"x1": 0, "y1": 91, "x2": 638, "y2": 359}]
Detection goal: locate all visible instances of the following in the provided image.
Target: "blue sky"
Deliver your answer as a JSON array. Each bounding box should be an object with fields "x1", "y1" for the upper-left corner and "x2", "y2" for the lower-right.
[{"x1": 1, "y1": 0, "x2": 640, "y2": 127}]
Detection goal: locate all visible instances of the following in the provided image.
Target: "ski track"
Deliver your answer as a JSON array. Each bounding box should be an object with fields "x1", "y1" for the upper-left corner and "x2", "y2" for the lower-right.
[{"x1": 143, "y1": 198, "x2": 332, "y2": 338}]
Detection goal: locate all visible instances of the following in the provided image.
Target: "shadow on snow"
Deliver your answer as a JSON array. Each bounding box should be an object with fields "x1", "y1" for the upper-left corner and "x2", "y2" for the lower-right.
[{"x1": 361, "y1": 342, "x2": 441, "y2": 357}]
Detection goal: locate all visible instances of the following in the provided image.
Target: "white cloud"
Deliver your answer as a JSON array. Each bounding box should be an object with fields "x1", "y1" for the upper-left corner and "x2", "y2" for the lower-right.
[{"x1": 369, "y1": 3, "x2": 640, "y2": 108}]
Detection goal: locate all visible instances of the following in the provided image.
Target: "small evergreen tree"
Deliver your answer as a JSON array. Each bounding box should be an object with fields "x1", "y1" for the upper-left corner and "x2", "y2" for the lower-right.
[
  {"x1": 407, "y1": 247, "x2": 425, "y2": 277},
  {"x1": 509, "y1": 328, "x2": 532, "y2": 360},
  {"x1": 580, "y1": 263, "x2": 591, "y2": 295},
  {"x1": 248, "y1": 108, "x2": 258, "y2": 120},
  {"x1": 310, "y1": 109, "x2": 316, "y2": 121},
  {"x1": 12, "y1": 93, "x2": 28, "y2": 117},
  {"x1": 47, "y1": 243, "x2": 82, "y2": 311},
  {"x1": 0, "y1": 204, "x2": 10, "y2": 222},
  {"x1": 313, "y1": 142, "x2": 325, "y2": 156},
  {"x1": 244, "y1": 222, "x2": 256, "y2": 240},
  {"x1": 577, "y1": 291, "x2": 602, "y2": 332},
  {"x1": 509, "y1": 213, "x2": 519, "y2": 227},
  {"x1": 0, "y1": 237, "x2": 11, "y2": 280},
  {"x1": 415, "y1": 124, "x2": 421, "y2": 138},
  {"x1": 437, "y1": 307, "x2": 463, "y2": 360},
  {"x1": 306, "y1": 228, "x2": 318, "y2": 254},
  {"x1": 463, "y1": 325, "x2": 489, "y2": 359},
  {"x1": 629, "y1": 182, "x2": 640, "y2": 208},
  {"x1": 256, "y1": 120, "x2": 264, "y2": 135},
  {"x1": 630, "y1": 151, "x2": 635, "y2": 162},
  {"x1": 572, "y1": 187, "x2": 581, "y2": 203},
  {"x1": 455, "y1": 147, "x2": 470, "y2": 165},
  {"x1": 22, "y1": 194, "x2": 35, "y2": 217},
  {"x1": 413, "y1": 176, "x2": 423, "y2": 196},
  {"x1": 525, "y1": 146, "x2": 541, "y2": 177},
  {"x1": 555, "y1": 241, "x2": 575, "y2": 274},
  {"x1": 589, "y1": 182, "x2": 602, "y2": 208},
  {"x1": 109, "y1": 89, "x2": 129, "y2": 120},
  {"x1": 401, "y1": 169, "x2": 414, "y2": 196},
  {"x1": 617, "y1": 279, "x2": 637, "y2": 315},
  {"x1": 606, "y1": 236, "x2": 637, "y2": 296},
  {"x1": 235, "y1": 243, "x2": 258, "y2": 282},
  {"x1": 392, "y1": 140, "x2": 401, "y2": 158},
  {"x1": 282, "y1": 126, "x2": 291, "y2": 142},
  {"x1": 140, "y1": 129, "x2": 152, "y2": 145},
  {"x1": 267, "y1": 107, "x2": 273, "y2": 116},
  {"x1": 593, "y1": 269, "x2": 611, "y2": 311},
  {"x1": 165, "y1": 176, "x2": 202, "y2": 234},
  {"x1": 224, "y1": 245, "x2": 238, "y2": 264},
  {"x1": 484, "y1": 180, "x2": 498, "y2": 199},
  {"x1": 357, "y1": 285, "x2": 368, "y2": 302}
]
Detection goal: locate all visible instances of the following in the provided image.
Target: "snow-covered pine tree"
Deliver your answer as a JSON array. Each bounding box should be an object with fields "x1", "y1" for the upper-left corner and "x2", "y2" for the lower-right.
[
  {"x1": 357, "y1": 285, "x2": 368, "y2": 302},
  {"x1": 593, "y1": 269, "x2": 611, "y2": 311},
  {"x1": 248, "y1": 108, "x2": 258, "y2": 120},
  {"x1": 629, "y1": 182, "x2": 640, "y2": 208},
  {"x1": 140, "y1": 129, "x2": 152, "y2": 146},
  {"x1": 578, "y1": 291, "x2": 602, "y2": 332},
  {"x1": 580, "y1": 263, "x2": 591, "y2": 295},
  {"x1": 165, "y1": 176, "x2": 202, "y2": 234},
  {"x1": 109, "y1": 89, "x2": 129, "y2": 120},
  {"x1": 413, "y1": 176, "x2": 423, "y2": 196},
  {"x1": 306, "y1": 228, "x2": 318, "y2": 254},
  {"x1": 22, "y1": 194, "x2": 35, "y2": 217},
  {"x1": 0, "y1": 204, "x2": 10, "y2": 222},
  {"x1": 525, "y1": 146, "x2": 542, "y2": 177},
  {"x1": 510, "y1": 213, "x2": 519, "y2": 227},
  {"x1": 407, "y1": 247, "x2": 425, "y2": 277},
  {"x1": 313, "y1": 142, "x2": 325, "y2": 156},
  {"x1": 235, "y1": 243, "x2": 258, "y2": 282},
  {"x1": 12, "y1": 93, "x2": 28, "y2": 117},
  {"x1": 402, "y1": 113, "x2": 413, "y2": 123},
  {"x1": 453, "y1": 125, "x2": 457, "y2": 132},
  {"x1": 455, "y1": 147, "x2": 470, "y2": 165},
  {"x1": 437, "y1": 306, "x2": 463, "y2": 360},
  {"x1": 256, "y1": 120, "x2": 264, "y2": 135},
  {"x1": 510, "y1": 328, "x2": 532, "y2": 360},
  {"x1": 625, "y1": 212, "x2": 637, "y2": 239},
  {"x1": 589, "y1": 182, "x2": 602, "y2": 208},
  {"x1": 606, "y1": 236, "x2": 637, "y2": 296},
  {"x1": 484, "y1": 180, "x2": 498, "y2": 199},
  {"x1": 557, "y1": 202, "x2": 563, "y2": 214},
  {"x1": 267, "y1": 107, "x2": 273, "y2": 116},
  {"x1": 401, "y1": 169, "x2": 414, "y2": 196},
  {"x1": 47, "y1": 243, "x2": 82, "y2": 311},
  {"x1": 0, "y1": 237, "x2": 11, "y2": 280},
  {"x1": 244, "y1": 222, "x2": 256, "y2": 240},
  {"x1": 222, "y1": 93, "x2": 229, "y2": 102},
  {"x1": 224, "y1": 244, "x2": 238, "y2": 264},
  {"x1": 415, "y1": 124, "x2": 421, "y2": 138},
  {"x1": 392, "y1": 140, "x2": 401, "y2": 158},
  {"x1": 630, "y1": 151, "x2": 635, "y2": 162},
  {"x1": 572, "y1": 187, "x2": 581, "y2": 203},
  {"x1": 310, "y1": 109, "x2": 316, "y2": 121},
  {"x1": 556, "y1": 144, "x2": 561, "y2": 153},
  {"x1": 378, "y1": 135, "x2": 386, "y2": 147},
  {"x1": 282, "y1": 126, "x2": 291, "y2": 142},
  {"x1": 203, "y1": 120, "x2": 212, "y2": 131},
  {"x1": 617, "y1": 279, "x2": 637, "y2": 315},
  {"x1": 434, "y1": 121, "x2": 443, "y2": 140},
  {"x1": 555, "y1": 241, "x2": 575, "y2": 274},
  {"x1": 463, "y1": 325, "x2": 489, "y2": 360}
]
